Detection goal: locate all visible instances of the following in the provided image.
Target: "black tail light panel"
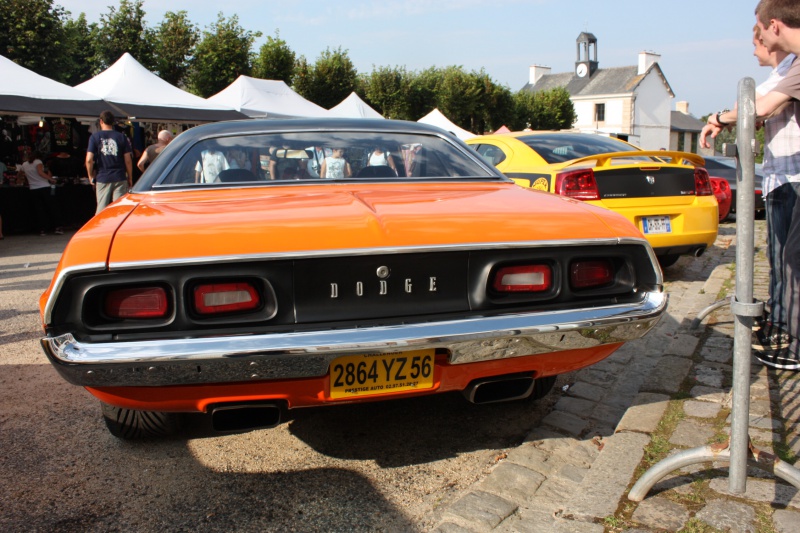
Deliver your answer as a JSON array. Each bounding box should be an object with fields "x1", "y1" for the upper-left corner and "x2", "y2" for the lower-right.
[{"x1": 48, "y1": 244, "x2": 657, "y2": 343}]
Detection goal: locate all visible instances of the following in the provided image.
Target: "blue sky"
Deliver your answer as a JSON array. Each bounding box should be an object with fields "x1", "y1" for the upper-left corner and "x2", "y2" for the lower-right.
[{"x1": 56, "y1": 0, "x2": 766, "y2": 118}]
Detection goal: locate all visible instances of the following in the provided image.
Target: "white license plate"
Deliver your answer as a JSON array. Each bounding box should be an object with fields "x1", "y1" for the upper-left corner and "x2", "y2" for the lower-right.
[{"x1": 642, "y1": 216, "x2": 671, "y2": 234}]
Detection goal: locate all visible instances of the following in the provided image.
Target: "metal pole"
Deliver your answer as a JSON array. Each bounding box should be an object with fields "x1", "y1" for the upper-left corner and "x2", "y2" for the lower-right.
[
  {"x1": 728, "y1": 77, "x2": 757, "y2": 493},
  {"x1": 629, "y1": 77, "x2": 798, "y2": 501}
]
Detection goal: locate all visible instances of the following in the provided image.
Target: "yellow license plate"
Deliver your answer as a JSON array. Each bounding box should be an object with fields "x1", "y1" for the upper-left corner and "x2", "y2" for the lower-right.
[{"x1": 329, "y1": 349, "x2": 435, "y2": 399}]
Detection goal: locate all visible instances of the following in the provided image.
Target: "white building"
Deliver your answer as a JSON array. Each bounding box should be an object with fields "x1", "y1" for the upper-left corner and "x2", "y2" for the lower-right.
[
  {"x1": 670, "y1": 101, "x2": 712, "y2": 156},
  {"x1": 521, "y1": 32, "x2": 675, "y2": 150}
]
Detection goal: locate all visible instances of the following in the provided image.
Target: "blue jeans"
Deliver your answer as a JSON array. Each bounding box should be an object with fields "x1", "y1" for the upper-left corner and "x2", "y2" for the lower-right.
[
  {"x1": 765, "y1": 182, "x2": 798, "y2": 327},
  {"x1": 781, "y1": 182, "x2": 800, "y2": 352}
]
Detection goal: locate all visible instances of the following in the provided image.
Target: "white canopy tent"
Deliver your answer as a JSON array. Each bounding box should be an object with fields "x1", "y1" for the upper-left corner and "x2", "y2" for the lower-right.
[
  {"x1": 75, "y1": 53, "x2": 244, "y2": 122},
  {"x1": 328, "y1": 92, "x2": 383, "y2": 119},
  {"x1": 0, "y1": 54, "x2": 108, "y2": 117},
  {"x1": 418, "y1": 108, "x2": 475, "y2": 140},
  {"x1": 208, "y1": 76, "x2": 330, "y2": 119}
]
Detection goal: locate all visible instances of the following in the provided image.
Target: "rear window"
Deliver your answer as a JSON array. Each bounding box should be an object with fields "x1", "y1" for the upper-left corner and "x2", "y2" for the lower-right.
[
  {"x1": 517, "y1": 133, "x2": 654, "y2": 164},
  {"x1": 151, "y1": 131, "x2": 494, "y2": 188}
]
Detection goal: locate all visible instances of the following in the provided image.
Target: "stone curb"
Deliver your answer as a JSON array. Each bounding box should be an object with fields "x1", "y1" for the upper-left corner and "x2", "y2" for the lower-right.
[{"x1": 430, "y1": 220, "x2": 800, "y2": 532}]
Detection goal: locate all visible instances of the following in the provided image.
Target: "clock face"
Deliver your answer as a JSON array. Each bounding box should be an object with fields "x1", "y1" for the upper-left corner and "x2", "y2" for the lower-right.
[{"x1": 576, "y1": 63, "x2": 588, "y2": 77}]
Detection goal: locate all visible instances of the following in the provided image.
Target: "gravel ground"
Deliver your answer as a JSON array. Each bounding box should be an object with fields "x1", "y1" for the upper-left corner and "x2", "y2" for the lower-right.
[{"x1": 0, "y1": 232, "x2": 560, "y2": 532}]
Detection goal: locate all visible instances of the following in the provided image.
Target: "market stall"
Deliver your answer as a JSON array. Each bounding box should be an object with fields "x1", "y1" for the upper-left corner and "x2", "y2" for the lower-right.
[
  {"x1": 208, "y1": 76, "x2": 331, "y2": 118},
  {"x1": 0, "y1": 55, "x2": 110, "y2": 235},
  {"x1": 328, "y1": 92, "x2": 384, "y2": 119},
  {"x1": 75, "y1": 53, "x2": 246, "y2": 123},
  {"x1": 417, "y1": 108, "x2": 476, "y2": 140}
]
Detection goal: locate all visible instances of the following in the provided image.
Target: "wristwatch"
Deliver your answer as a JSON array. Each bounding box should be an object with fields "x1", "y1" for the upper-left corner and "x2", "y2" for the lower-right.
[{"x1": 716, "y1": 109, "x2": 731, "y2": 126}]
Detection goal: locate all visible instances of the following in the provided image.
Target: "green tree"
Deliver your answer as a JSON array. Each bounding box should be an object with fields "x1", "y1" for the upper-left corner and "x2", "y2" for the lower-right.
[
  {"x1": 434, "y1": 66, "x2": 483, "y2": 132},
  {"x1": 515, "y1": 87, "x2": 576, "y2": 130},
  {"x1": 406, "y1": 67, "x2": 439, "y2": 121},
  {"x1": 433, "y1": 68, "x2": 514, "y2": 134},
  {"x1": 360, "y1": 66, "x2": 412, "y2": 119},
  {"x1": 291, "y1": 56, "x2": 313, "y2": 100},
  {"x1": 252, "y1": 31, "x2": 296, "y2": 84},
  {"x1": 756, "y1": 127, "x2": 765, "y2": 163},
  {"x1": 61, "y1": 13, "x2": 98, "y2": 85},
  {"x1": 94, "y1": 0, "x2": 154, "y2": 70},
  {"x1": 152, "y1": 11, "x2": 198, "y2": 87},
  {"x1": 292, "y1": 47, "x2": 358, "y2": 109},
  {"x1": 188, "y1": 13, "x2": 261, "y2": 97},
  {"x1": 0, "y1": 0, "x2": 70, "y2": 77},
  {"x1": 474, "y1": 73, "x2": 515, "y2": 133}
]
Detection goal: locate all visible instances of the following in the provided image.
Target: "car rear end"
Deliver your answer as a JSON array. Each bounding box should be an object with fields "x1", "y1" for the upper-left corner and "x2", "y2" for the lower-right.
[
  {"x1": 38, "y1": 120, "x2": 668, "y2": 438},
  {"x1": 553, "y1": 158, "x2": 719, "y2": 258},
  {"x1": 508, "y1": 133, "x2": 719, "y2": 263}
]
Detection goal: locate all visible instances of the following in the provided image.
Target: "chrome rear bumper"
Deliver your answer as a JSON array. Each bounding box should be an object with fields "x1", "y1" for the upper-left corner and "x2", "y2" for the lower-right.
[{"x1": 42, "y1": 291, "x2": 666, "y2": 388}]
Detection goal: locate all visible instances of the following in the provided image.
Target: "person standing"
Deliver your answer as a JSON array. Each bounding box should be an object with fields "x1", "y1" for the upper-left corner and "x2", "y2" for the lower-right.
[
  {"x1": 85, "y1": 110, "x2": 133, "y2": 213},
  {"x1": 756, "y1": 0, "x2": 800, "y2": 370},
  {"x1": 757, "y1": 0, "x2": 800, "y2": 369},
  {"x1": 751, "y1": 24, "x2": 798, "y2": 353},
  {"x1": 137, "y1": 130, "x2": 173, "y2": 173},
  {"x1": 367, "y1": 146, "x2": 397, "y2": 175},
  {"x1": 320, "y1": 148, "x2": 352, "y2": 179},
  {"x1": 19, "y1": 151, "x2": 64, "y2": 235},
  {"x1": 699, "y1": 0, "x2": 800, "y2": 369},
  {"x1": 194, "y1": 147, "x2": 229, "y2": 183},
  {"x1": 305, "y1": 146, "x2": 329, "y2": 178}
]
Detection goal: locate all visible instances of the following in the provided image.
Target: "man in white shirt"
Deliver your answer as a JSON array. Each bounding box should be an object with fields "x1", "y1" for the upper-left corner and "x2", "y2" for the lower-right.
[{"x1": 194, "y1": 148, "x2": 229, "y2": 183}]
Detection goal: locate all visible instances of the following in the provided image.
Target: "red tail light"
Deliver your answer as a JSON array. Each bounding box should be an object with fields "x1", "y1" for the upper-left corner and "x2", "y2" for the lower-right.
[
  {"x1": 555, "y1": 168, "x2": 600, "y2": 200},
  {"x1": 711, "y1": 178, "x2": 730, "y2": 195},
  {"x1": 105, "y1": 287, "x2": 169, "y2": 319},
  {"x1": 570, "y1": 259, "x2": 614, "y2": 290},
  {"x1": 695, "y1": 168, "x2": 713, "y2": 196},
  {"x1": 194, "y1": 282, "x2": 261, "y2": 315},
  {"x1": 493, "y1": 264, "x2": 552, "y2": 292}
]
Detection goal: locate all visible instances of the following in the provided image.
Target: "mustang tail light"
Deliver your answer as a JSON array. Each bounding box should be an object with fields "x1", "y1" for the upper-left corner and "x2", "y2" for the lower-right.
[
  {"x1": 570, "y1": 259, "x2": 614, "y2": 290},
  {"x1": 493, "y1": 264, "x2": 552, "y2": 293},
  {"x1": 554, "y1": 168, "x2": 600, "y2": 200},
  {"x1": 694, "y1": 168, "x2": 713, "y2": 196},
  {"x1": 104, "y1": 287, "x2": 169, "y2": 319},
  {"x1": 194, "y1": 282, "x2": 261, "y2": 315}
]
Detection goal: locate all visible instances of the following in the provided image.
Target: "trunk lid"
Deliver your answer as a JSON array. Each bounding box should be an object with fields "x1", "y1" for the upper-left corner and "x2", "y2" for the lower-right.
[{"x1": 105, "y1": 182, "x2": 638, "y2": 265}]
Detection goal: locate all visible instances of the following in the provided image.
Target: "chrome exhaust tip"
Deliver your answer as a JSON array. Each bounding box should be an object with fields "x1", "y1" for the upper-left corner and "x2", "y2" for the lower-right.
[{"x1": 463, "y1": 373, "x2": 536, "y2": 404}]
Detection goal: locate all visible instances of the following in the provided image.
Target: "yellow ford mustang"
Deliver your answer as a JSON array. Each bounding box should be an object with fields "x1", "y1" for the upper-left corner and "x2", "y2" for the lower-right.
[{"x1": 467, "y1": 132, "x2": 718, "y2": 268}]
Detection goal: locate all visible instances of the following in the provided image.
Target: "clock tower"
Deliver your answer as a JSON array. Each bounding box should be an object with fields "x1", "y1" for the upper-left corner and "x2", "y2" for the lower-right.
[{"x1": 575, "y1": 32, "x2": 598, "y2": 78}]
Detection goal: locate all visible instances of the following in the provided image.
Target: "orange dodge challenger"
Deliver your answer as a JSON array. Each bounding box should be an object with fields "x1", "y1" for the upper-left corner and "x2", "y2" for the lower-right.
[{"x1": 40, "y1": 119, "x2": 667, "y2": 439}]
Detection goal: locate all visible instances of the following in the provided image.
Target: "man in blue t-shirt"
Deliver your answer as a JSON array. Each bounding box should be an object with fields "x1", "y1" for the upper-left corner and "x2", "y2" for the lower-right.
[{"x1": 85, "y1": 110, "x2": 132, "y2": 213}]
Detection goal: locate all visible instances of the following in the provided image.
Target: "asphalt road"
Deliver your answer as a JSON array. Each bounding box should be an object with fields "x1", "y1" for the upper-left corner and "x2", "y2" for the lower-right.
[{"x1": 0, "y1": 232, "x2": 561, "y2": 532}]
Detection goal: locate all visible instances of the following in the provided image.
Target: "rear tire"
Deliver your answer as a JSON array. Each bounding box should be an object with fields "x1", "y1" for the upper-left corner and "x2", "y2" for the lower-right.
[
  {"x1": 657, "y1": 254, "x2": 681, "y2": 269},
  {"x1": 101, "y1": 403, "x2": 178, "y2": 439}
]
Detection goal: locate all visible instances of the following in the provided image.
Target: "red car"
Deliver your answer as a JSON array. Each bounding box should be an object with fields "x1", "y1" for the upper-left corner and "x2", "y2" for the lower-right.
[{"x1": 710, "y1": 177, "x2": 732, "y2": 222}]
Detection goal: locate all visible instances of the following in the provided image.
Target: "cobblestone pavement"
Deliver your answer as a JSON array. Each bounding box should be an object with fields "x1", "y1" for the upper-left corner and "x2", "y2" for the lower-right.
[{"x1": 429, "y1": 219, "x2": 800, "y2": 533}]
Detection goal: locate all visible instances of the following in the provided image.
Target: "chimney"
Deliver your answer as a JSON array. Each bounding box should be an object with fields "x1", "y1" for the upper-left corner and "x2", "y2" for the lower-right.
[
  {"x1": 529, "y1": 65, "x2": 551, "y2": 85},
  {"x1": 638, "y1": 51, "x2": 660, "y2": 75},
  {"x1": 676, "y1": 101, "x2": 690, "y2": 114}
]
